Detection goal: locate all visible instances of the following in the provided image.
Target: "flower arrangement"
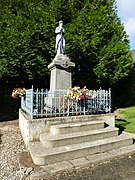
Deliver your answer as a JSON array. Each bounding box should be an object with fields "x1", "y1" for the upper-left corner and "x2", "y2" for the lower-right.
[
  {"x1": 67, "y1": 86, "x2": 90, "y2": 101},
  {"x1": 12, "y1": 88, "x2": 26, "y2": 98}
]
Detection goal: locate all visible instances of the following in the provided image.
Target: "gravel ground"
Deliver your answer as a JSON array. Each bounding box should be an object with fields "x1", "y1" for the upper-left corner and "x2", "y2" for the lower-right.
[
  {"x1": 0, "y1": 120, "x2": 27, "y2": 180},
  {"x1": 0, "y1": 119, "x2": 135, "y2": 180}
]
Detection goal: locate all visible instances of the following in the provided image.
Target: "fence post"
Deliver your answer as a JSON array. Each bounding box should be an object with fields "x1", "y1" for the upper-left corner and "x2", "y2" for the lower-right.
[
  {"x1": 35, "y1": 88, "x2": 38, "y2": 115},
  {"x1": 84, "y1": 99, "x2": 86, "y2": 115},
  {"x1": 41, "y1": 88, "x2": 44, "y2": 115},
  {"x1": 109, "y1": 88, "x2": 111, "y2": 113},
  {"x1": 31, "y1": 85, "x2": 34, "y2": 119},
  {"x1": 67, "y1": 99, "x2": 70, "y2": 116}
]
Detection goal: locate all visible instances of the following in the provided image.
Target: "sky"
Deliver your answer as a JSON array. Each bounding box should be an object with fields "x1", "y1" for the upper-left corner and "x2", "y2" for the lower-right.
[{"x1": 116, "y1": 0, "x2": 135, "y2": 50}]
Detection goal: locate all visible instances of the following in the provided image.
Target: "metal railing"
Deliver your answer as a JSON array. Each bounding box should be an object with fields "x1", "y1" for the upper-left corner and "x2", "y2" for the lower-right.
[{"x1": 21, "y1": 86, "x2": 111, "y2": 119}]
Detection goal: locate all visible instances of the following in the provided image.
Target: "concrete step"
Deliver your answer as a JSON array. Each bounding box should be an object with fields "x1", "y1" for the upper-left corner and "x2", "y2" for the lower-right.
[
  {"x1": 50, "y1": 120, "x2": 105, "y2": 135},
  {"x1": 29, "y1": 144, "x2": 135, "y2": 179},
  {"x1": 29, "y1": 133, "x2": 134, "y2": 165},
  {"x1": 18, "y1": 144, "x2": 135, "y2": 180},
  {"x1": 40, "y1": 126, "x2": 119, "y2": 148}
]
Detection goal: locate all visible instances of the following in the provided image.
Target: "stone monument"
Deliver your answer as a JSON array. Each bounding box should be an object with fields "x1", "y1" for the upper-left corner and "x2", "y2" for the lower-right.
[
  {"x1": 48, "y1": 54, "x2": 75, "y2": 90},
  {"x1": 48, "y1": 20, "x2": 75, "y2": 91}
]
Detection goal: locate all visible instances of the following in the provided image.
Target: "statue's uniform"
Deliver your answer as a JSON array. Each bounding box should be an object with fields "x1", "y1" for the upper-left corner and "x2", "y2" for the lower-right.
[{"x1": 55, "y1": 26, "x2": 65, "y2": 54}]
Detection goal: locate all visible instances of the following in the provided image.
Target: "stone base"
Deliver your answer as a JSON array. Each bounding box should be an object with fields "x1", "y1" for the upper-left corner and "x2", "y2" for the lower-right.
[
  {"x1": 19, "y1": 109, "x2": 115, "y2": 147},
  {"x1": 48, "y1": 54, "x2": 75, "y2": 91}
]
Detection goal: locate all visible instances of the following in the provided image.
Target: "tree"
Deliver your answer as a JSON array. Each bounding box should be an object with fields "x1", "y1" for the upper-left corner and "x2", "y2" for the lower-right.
[
  {"x1": 0, "y1": 0, "x2": 56, "y2": 87},
  {"x1": 66, "y1": 0, "x2": 134, "y2": 90},
  {"x1": 0, "y1": 0, "x2": 55, "y2": 114},
  {"x1": 0, "y1": 0, "x2": 134, "y2": 115}
]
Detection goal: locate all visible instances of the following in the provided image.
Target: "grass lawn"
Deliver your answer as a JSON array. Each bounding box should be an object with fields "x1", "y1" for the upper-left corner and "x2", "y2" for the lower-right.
[{"x1": 115, "y1": 106, "x2": 135, "y2": 134}]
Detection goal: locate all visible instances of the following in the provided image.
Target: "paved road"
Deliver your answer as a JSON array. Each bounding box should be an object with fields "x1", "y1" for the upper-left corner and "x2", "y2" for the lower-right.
[{"x1": 45, "y1": 154, "x2": 135, "y2": 180}]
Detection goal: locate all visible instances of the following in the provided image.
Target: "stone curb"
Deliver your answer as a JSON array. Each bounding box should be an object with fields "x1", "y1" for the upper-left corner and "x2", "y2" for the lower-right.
[{"x1": 18, "y1": 145, "x2": 135, "y2": 180}]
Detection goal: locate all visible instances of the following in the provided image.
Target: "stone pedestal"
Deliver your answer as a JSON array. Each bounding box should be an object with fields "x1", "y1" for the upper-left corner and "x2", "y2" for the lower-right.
[{"x1": 48, "y1": 54, "x2": 75, "y2": 91}]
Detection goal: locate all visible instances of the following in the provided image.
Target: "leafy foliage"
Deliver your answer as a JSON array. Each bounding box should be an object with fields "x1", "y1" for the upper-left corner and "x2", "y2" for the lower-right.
[
  {"x1": 0, "y1": 0, "x2": 135, "y2": 115},
  {"x1": 66, "y1": 0, "x2": 134, "y2": 88},
  {"x1": 0, "y1": 0, "x2": 56, "y2": 86}
]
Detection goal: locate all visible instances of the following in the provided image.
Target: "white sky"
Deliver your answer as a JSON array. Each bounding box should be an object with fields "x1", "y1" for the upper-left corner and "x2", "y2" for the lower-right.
[{"x1": 116, "y1": 0, "x2": 135, "y2": 50}]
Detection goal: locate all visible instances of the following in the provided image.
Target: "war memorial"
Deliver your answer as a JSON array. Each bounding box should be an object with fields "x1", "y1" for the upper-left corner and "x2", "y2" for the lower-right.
[{"x1": 19, "y1": 21, "x2": 135, "y2": 179}]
